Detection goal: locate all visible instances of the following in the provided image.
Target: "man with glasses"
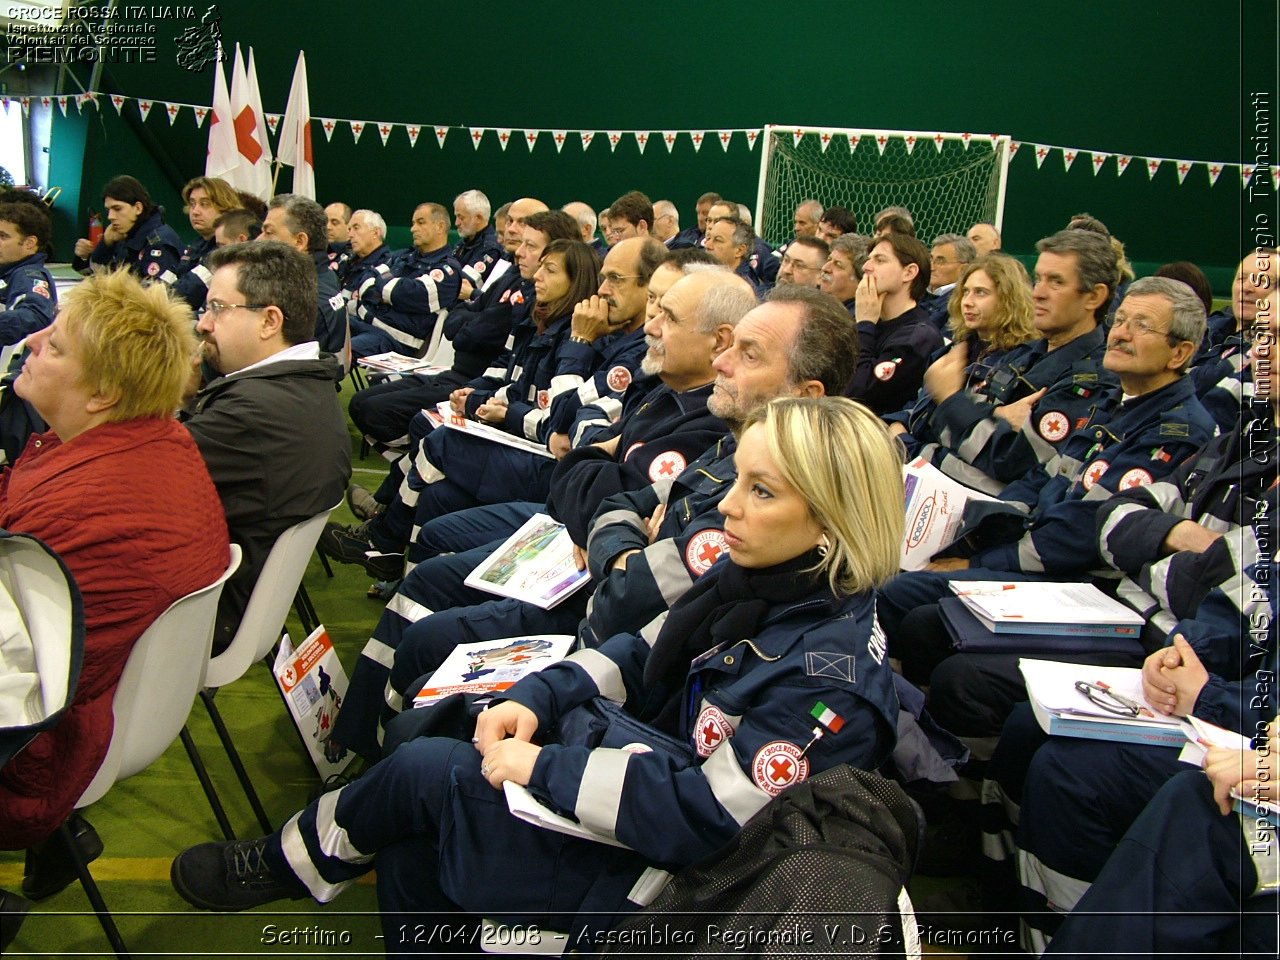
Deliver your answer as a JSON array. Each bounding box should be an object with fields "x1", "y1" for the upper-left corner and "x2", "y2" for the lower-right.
[
  {"x1": 920, "y1": 233, "x2": 976, "y2": 330},
  {"x1": 776, "y1": 235, "x2": 830, "y2": 289},
  {"x1": 182, "y1": 240, "x2": 350, "y2": 649},
  {"x1": 878, "y1": 276, "x2": 1216, "y2": 741},
  {"x1": 604, "y1": 190, "x2": 654, "y2": 240}
]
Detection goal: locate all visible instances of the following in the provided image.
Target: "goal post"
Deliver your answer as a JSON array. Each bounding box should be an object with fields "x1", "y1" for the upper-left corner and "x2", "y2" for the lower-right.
[{"x1": 754, "y1": 124, "x2": 1012, "y2": 247}]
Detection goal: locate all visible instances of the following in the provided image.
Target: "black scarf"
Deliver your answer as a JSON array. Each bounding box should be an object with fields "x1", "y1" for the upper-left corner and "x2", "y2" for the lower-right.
[{"x1": 638, "y1": 548, "x2": 834, "y2": 734}]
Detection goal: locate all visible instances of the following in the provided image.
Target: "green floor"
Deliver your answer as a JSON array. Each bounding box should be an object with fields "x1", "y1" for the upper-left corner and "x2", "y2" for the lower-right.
[{"x1": 2, "y1": 376, "x2": 396, "y2": 958}]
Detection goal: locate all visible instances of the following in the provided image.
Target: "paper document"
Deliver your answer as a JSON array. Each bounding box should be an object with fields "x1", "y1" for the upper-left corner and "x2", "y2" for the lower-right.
[
  {"x1": 434, "y1": 401, "x2": 554, "y2": 459},
  {"x1": 901, "y1": 457, "x2": 997, "y2": 570},
  {"x1": 464, "y1": 513, "x2": 591, "y2": 609},
  {"x1": 273, "y1": 626, "x2": 355, "y2": 778},
  {"x1": 503, "y1": 781, "x2": 630, "y2": 848},
  {"x1": 358, "y1": 351, "x2": 446, "y2": 375},
  {"x1": 950, "y1": 580, "x2": 1144, "y2": 636},
  {"x1": 412, "y1": 634, "x2": 574, "y2": 708}
]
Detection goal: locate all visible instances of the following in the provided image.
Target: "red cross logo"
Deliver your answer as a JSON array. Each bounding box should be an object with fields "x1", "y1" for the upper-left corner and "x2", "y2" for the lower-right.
[
  {"x1": 324, "y1": 120, "x2": 334, "y2": 134},
  {"x1": 1178, "y1": 163, "x2": 1190, "y2": 177},
  {"x1": 1093, "y1": 155, "x2": 1105, "y2": 172},
  {"x1": 610, "y1": 134, "x2": 620, "y2": 145},
  {"x1": 196, "y1": 108, "x2": 208, "y2": 122},
  {"x1": 719, "y1": 132, "x2": 731, "y2": 145},
  {"x1": 113, "y1": 96, "x2": 123, "y2": 108},
  {"x1": 665, "y1": 133, "x2": 676, "y2": 146},
  {"x1": 876, "y1": 135, "x2": 888, "y2": 148},
  {"x1": 746, "y1": 131, "x2": 758, "y2": 145},
  {"x1": 637, "y1": 132, "x2": 648, "y2": 145},
  {"x1": 1210, "y1": 165, "x2": 1221, "y2": 177},
  {"x1": 648, "y1": 451, "x2": 686, "y2": 481},
  {"x1": 685, "y1": 530, "x2": 729, "y2": 575},
  {"x1": 906, "y1": 135, "x2": 916, "y2": 148},
  {"x1": 848, "y1": 135, "x2": 860, "y2": 150},
  {"x1": 168, "y1": 104, "x2": 178, "y2": 117},
  {"x1": 498, "y1": 131, "x2": 510, "y2": 144},
  {"x1": 1038, "y1": 410, "x2": 1070, "y2": 442},
  {"x1": 526, "y1": 132, "x2": 538, "y2": 146},
  {"x1": 380, "y1": 125, "x2": 390, "y2": 137},
  {"x1": 352, "y1": 122, "x2": 364, "y2": 135},
  {"x1": 555, "y1": 132, "x2": 566, "y2": 147},
  {"x1": 961, "y1": 132, "x2": 972, "y2": 144},
  {"x1": 694, "y1": 706, "x2": 733, "y2": 757},
  {"x1": 752, "y1": 741, "x2": 808, "y2": 796},
  {"x1": 934, "y1": 134, "x2": 944, "y2": 149},
  {"x1": 1081, "y1": 459, "x2": 1110, "y2": 491},
  {"x1": 1065, "y1": 151, "x2": 1076, "y2": 163},
  {"x1": 821, "y1": 133, "x2": 831, "y2": 146},
  {"x1": 472, "y1": 130, "x2": 483, "y2": 143},
  {"x1": 1036, "y1": 147, "x2": 1048, "y2": 161},
  {"x1": 1118, "y1": 468, "x2": 1154, "y2": 489},
  {"x1": 691, "y1": 133, "x2": 703, "y2": 146},
  {"x1": 1148, "y1": 160, "x2": 1159, "y2": 174}
]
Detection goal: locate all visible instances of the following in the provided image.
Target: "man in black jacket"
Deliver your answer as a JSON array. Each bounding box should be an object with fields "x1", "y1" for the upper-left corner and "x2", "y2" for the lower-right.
[{"x1": 182, "y1": 241, "x2": 351, "y2": 649}]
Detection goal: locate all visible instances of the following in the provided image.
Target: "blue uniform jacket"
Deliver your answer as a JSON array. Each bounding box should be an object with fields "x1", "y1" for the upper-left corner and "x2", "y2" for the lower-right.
[
  {"x1": 313, "y1": 251, "x2": 346, "y2": 355},
  {"x1": 746, "y1": 237, "x2": 778, "y2": 288},
  {"x1": 542, "y1": 326, "x2": 649, "y2": 438},
  {"x1": 340, "y1": 244, "x2": 395, "y2": 303},
  {"x1": 961, "y1": 376, "x2": 1216, "y2": 574},
  {"x1": 453, "y1": 225, "x2": 504, "y2": 290},
  {"x1": 170, "y1": 234, "x2": 217, "y2": 309},
  {"x1": 81, "y1": 209, "x2": 183, "y2": 284},
  {"x1": 352, "y1": 245, "x2": 464, "y2": 353},
  {"x1": 1097, "y1": 420, "x2": 1277, "y2": 653},
  {"x1": 463, "y1": 310, "x2": 602, "y2": 444},
  {"x1": 547, "y1": 378, "x2": 724, "y2": 546},
  {"x1": 443, "y1": 262, "x2": 528, "y2": 379},
  {"x1": 504, "y1": 571, "x2": 899, "y2": 868},
  {"x1": 0, "y1": 252, "x2": 56, "y2": 346},
  {"x1": 929, "y1": 325, "x2": 1120, "y2": 493},
  {"x1": 1192, "y1": 330, "x2": 1250, "y2": 432},
  {"x1": 583, "y1": 436, "x2": 738, "y2": 646}
]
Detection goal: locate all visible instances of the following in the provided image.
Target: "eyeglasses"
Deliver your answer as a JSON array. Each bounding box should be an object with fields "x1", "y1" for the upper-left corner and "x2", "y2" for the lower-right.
[
  {"x1": 1074, "y1": 680, "x2": 1148, "y2": 718},
  {"x1": 780, "y1": 254, "x2": 821, "y2": 273},
  {"x1": 600, "y1": 272, "x2": 641, "y2": 287},
  {"x1": 199, "y1": 300, "x2": 271, "y2": 319},
  {"x1": 1111, "y1": 314, "x2": 1177, "y2": 340}
]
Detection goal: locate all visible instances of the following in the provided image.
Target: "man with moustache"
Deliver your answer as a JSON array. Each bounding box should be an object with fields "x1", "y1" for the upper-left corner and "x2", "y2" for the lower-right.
[{"x1": 182, "y1": 241, "x2": 350, "y2": 649}]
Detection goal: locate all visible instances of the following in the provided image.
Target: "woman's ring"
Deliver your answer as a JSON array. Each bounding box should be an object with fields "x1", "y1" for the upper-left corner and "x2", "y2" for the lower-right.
[{"x1": 480, "y1": 762, "x2": 490, "y2": 778}]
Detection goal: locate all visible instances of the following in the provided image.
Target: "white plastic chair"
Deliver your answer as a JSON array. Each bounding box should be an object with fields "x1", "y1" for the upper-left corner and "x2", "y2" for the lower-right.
[
  {"x1": 190, "y1": 502, "x2": 340, "y2": 837},
  {"x1": 61, "y1": 546, "x2": 240, "y2": 958}
]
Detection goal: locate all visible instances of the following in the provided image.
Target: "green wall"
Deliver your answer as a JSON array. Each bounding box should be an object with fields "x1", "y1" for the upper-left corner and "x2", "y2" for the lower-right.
[{"x1": 28, "y1": 1, "x2": 1278, "y2": 289}]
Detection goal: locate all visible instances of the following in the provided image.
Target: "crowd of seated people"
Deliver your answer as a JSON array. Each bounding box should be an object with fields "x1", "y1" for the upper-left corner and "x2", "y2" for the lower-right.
[{"x1": 0, "y1": 174, "x2": 1274, "y2": 957}]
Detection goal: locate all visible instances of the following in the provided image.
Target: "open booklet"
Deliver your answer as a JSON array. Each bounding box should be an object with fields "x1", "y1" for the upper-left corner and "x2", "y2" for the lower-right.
[
  {"x1": 430, "y1": 401, "x2": 555, "y2": 459},
  {"x1": 1019, "y1": 657, "x2": 1186, "y2": 747},
  {"x1": 464, "y1": 513, "x2": 592, "y2": 609},
  {"x1": 901, "y1": 457, "x2": 998, "y2": 570},
  {"x1": 357, "y1": 351, "x2": 447, "y2": 375},
  {"x1": 412, "y1": 634, "x2": 575, "y2": 708}
]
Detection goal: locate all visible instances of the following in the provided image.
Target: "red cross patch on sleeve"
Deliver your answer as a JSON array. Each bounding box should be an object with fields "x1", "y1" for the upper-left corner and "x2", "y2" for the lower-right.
[
  {"x1": 694, "y1": 705, "x2": 733, "y2": 758},
  {"x1": 1037, "y1": 410, "x2": 1070, "y2": 442},
  {"x1": 606, "y1": 365, "x2": 632, "y2": 392},
  {"x1": 647, "y1": 450, "x2": 687, "y2": 482},
  {"x1": 752, "y1": 741, "x2": 809, "y2": 796},
  {"x1": 1118, "y1": 467, "x2": 1154, "y2": 489},
  {"x1": 684, "y1": 529, "x2": 729, "y2": 575}
]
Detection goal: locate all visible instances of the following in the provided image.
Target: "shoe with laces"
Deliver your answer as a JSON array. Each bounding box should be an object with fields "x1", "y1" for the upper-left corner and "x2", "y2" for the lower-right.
[
  {"x1": 346, "y1": 483, "x2": 384, "y2": 522},
  {"x1": 170, "y1": 838, "x2": 308, "y2": 912},
  {"x1": 317, "y1": 521, "x2": 403, "y2": 581}
]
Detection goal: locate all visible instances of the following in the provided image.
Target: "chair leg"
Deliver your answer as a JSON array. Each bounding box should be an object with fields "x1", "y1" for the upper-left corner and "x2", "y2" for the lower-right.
[
  {"x1": 293, "y1": 584, "x2": 319, "y2": 636},
  {"x1": 58, "y1": 821, "x2": 131, "y2": 959},
  {"x1": 200, "y1": 689, "x2": 274, "y2": 835},
  {"x1": 317, "y1": 549, "x2": 335, "y2": 579},
  {"x1": 179, "y1": 726, "x2": 237, "y2": 842}
]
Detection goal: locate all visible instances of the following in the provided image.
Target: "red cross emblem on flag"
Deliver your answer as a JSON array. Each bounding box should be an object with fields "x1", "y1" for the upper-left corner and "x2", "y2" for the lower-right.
[
  {"x1": 380, "y1": 125, "x2": 390, "y2": 137},
  {"x1": 665, "y1": 133, "x2": 676, "y2": 147},
  {"x1": 555, "y1": 132, "x2": 565, "y2": 147},
  {"x1": 324, "y1": 121, "x2": 334, "y2": 135},
  {"x1": 876, "y1": 136, "x2": 888, "y2": 148},
  {"x1": 752, "y1": 741, "x2": 809, "y2": 796},
  {"x1": 821, "y1": 133, "x2": 831, "y2": 146},
  {"x1": 1036, "y1": 147, "x2": 1048, "y2": 161},
  {"x1": 695, "y1": 706, "x2": 733, "y2": 757},
  {"x1": 167, "y1": 104, "x2": 178, "y2": 118}
]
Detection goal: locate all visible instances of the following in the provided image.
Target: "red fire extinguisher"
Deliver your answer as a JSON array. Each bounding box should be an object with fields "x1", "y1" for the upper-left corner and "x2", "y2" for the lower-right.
[{"x1": 87, "y1": 211, "x2": 103, "y2": 246}]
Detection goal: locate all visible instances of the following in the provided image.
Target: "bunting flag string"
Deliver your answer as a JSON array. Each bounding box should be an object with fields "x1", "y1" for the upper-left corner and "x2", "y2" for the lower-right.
[{"x1": 55, "y1": 91, "x2": 1266, "y2": 191}]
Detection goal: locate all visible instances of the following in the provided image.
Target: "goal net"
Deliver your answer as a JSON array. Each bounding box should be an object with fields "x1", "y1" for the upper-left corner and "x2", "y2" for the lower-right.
[{"x1": 754, "y1": 125, "x2": 1011, "y2": 247}]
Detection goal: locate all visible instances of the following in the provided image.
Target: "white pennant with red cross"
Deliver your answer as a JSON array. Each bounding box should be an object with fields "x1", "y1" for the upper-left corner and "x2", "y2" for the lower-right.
[
  {"x1": 818, "y1": 130, "x2": 833, "y2": 153},
  {"x1": 1174, "y1": 160, "x2": 1192, "y2": 184},
  {"x1": 689, "y1": 131, "x2": 705, "y2": 152},
  {"x1": 1206, "y1": 163, "x2": 1223, "y2": 187},
  {"x1": 1033, "y1": 144, "x2": 1049, "y2": 168},
  {"x1": 634, "y1": 131, "x2": 649, "y2": 154},
  {"x1": 524, "y1": 129, "x2": 540, "y2": 150},
  {"x1": 137, "y1": 99, "x2": 153, "y2": 121},
  {"x1": 1090, "y1": 152, "x2": 1109, "y2": 175},
  {"x1": 903, "y1": 134, "x2": 917, "y2": 155},
  {"x1": 579, "y1": 130, "x2": 595, "y2": 151},
  {"x1": 376, "y1": 122, "x2": 394, "y2": 146},
  {"x1": 874, "y1": 133, "x2": 889, "y2": 155},
  {"x1": 56, "y1": 96, "x2": 69, "y2": 117},
  {"x1": 1062, "y1": 148, "x2": 1077, "y2": 172},
  {"x1": 165, "y1": 102, "x2": 181, "y2": 125},
  {"x1": 847, "y1": 133, "x2": 860, "y2": 153},
  {"x1": 745, "y1": 129, "x2": 759, "y2": 150},
  {"x1": 434, "y1": 126, "x2": 448, "y2": 148},
  {"x1": 349, "y1": 119, "x2": 365, "y2": 142},
  {"x1": 792, "y1": 128, "x2": 805, "y2": 148},
  {"x1": 606, "y1": 131, "x2": 623, "y2": 152},
  {"x1": 1115, "y1": 155, "x2": 1132, "y2": 176},
  {"x1": 932, "y1": 133, "x2": 945, "y2": 153},
  {"x1": 264, "y1": 111, "x2": 279, "y2": 134},
  {"x1": 406, "y1": 125, "x2": 420, "y2": 147},
  {"x1": 1241, "y1": 164, "x2": 1257, "y2": 189},
  {"x1": 1146, "y1": 158, "x2": 1162, "y2": 180},
  {"x1": 550, "y1": 130, "x2": 567, "y2": 153},
  {"x1": 318, "y1": 118, "x2": 337, "y2": 142},
  {"x1": 661, "y1": 131, "x2": 678, "y2": 153},
  {"x1": 469, "y1": 127, "x2": 485, "y2": 149},
  {"x1": 110, "y1": 94, "x2": 125, "y2": 114},
  {"x1": 960, "y1": 131, "x2": 973, "y2": 150}
]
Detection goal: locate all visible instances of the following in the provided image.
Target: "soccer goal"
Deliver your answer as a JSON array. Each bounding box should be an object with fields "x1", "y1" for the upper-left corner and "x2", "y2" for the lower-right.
[{"x1": 754, "y1": 125, "x2": 1012, "y2": 247}]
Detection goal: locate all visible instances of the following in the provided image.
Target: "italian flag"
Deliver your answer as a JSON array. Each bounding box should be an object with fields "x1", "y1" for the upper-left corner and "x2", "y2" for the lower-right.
[{"x1": 810, "y1": 701, "x2": 845, "y2": 733}]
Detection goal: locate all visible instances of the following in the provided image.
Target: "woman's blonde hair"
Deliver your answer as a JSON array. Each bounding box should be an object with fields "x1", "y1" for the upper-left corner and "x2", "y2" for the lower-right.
[
  {"x1": 744, "y1": 396, "x2": 903, "y2": 594},
  {"x1": 57, "y1": 268, "x2": 198, "y2": 421},
  {"x1": 946, "y1": 254, "x2": 1037, "y2": 352}
]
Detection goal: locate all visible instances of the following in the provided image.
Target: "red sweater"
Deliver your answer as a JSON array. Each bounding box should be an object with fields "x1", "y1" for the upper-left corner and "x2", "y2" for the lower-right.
[{"x1": 0, "y1": 417, "x2": 229, "y2": 847}]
